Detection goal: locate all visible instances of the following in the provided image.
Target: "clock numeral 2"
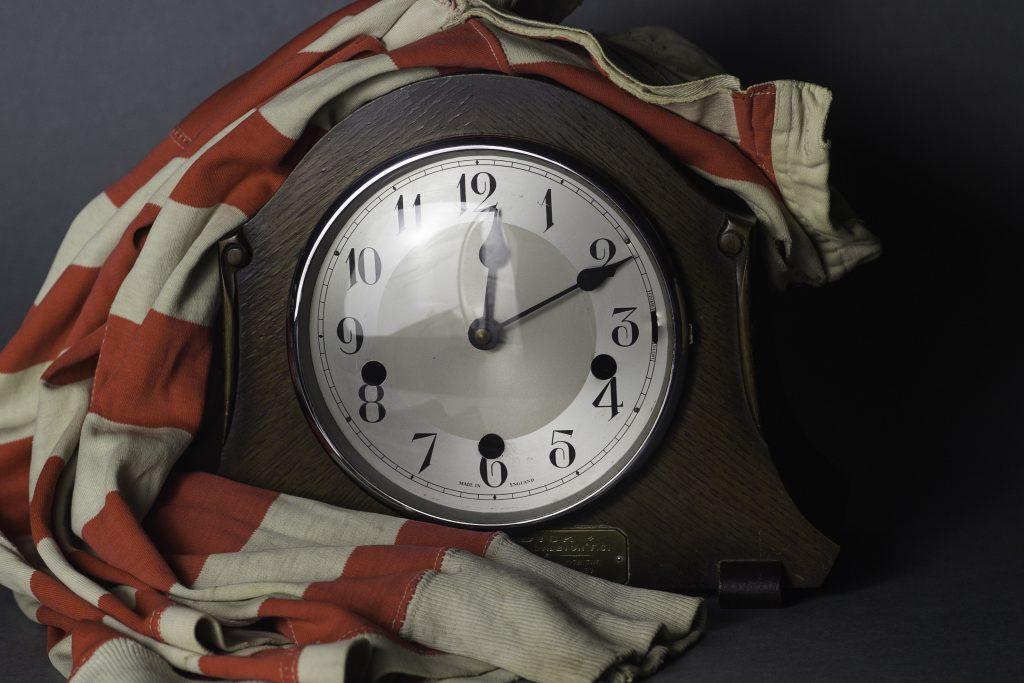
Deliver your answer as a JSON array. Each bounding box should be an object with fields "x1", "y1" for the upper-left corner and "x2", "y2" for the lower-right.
[
  {"x1": 589, "y1": 238, "x2": 616, "y2": 265},
  {"x1": 396, "y1": 193, "x2": 421, "y2": 234}
]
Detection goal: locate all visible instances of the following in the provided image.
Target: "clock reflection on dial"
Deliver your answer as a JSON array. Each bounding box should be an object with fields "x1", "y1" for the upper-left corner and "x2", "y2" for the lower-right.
[{"x1": 290, "y1": 142, "x2": 686, "y2": 526}]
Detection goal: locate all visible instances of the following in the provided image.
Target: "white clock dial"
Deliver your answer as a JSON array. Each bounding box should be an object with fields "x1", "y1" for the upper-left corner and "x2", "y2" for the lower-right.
[{"x1": 291, "y1": 143, "x2": 685, "y2": 526}]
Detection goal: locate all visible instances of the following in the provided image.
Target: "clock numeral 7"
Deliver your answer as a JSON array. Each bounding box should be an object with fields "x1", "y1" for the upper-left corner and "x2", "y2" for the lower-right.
[
  {"x1": 549, "y1": 429, "x2": 576, "y2": 469},
  {"x1": 411, "y1": 432, "x2": 436, "y2": 474}
]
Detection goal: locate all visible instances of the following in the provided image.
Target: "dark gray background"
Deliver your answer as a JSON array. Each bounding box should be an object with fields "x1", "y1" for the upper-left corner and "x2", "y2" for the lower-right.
[{"x1": 2, "y1": 1, "x2": 1022, "y2": 681}]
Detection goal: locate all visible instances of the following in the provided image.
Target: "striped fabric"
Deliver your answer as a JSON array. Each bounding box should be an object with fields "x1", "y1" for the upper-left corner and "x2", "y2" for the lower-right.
[{"x1": 0, "y1": 1, "x2": 874, "y2": 680}]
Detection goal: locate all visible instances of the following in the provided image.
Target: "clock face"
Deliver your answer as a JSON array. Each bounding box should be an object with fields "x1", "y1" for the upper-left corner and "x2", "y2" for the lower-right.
[{"x1": 290, "y1": 142, "x2": 685, "y2": 526}]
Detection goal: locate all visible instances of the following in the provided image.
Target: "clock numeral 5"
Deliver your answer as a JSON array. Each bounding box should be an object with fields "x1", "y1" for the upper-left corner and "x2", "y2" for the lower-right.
[{"x1": 549, "y1": 429, "x2": 576, "y2": 469}]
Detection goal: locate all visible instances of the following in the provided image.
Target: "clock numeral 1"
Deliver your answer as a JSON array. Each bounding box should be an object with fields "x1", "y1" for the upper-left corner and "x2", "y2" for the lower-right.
[
  {"x1": 396, "y1": 193, "x2": 421, "y2": 234},
  {"x1": 411, "y1": 432, "x2": 436, "y2": 474},
  {"x1": 549, "y1": 429, "x2": 576, "y2": 469},
  {"x1": 347, "y1": 247, "x2": 381, "y2": 288},
  {"x1": 542, "y1": 188, "x2": 554, "y2": 231}
]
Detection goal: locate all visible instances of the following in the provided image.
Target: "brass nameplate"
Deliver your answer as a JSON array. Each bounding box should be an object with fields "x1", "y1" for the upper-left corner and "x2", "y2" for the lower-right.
[{"x1": 514, "y1": 527, "x2": 629, "y2": 583}]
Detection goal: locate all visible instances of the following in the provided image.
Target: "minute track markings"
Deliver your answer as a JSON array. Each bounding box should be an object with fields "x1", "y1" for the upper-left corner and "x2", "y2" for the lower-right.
[{"x1": 311, "y1": 153, "x2": 667, "y2": 504}]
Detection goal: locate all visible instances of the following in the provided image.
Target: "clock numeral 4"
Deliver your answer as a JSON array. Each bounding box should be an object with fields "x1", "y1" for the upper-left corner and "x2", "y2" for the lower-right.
[
  {"x1": 593, "y1": 377, "x2": 623, "y2": 420},
  {"x1": 549, "y1": 429, "x2": 576, "y2": 469}
]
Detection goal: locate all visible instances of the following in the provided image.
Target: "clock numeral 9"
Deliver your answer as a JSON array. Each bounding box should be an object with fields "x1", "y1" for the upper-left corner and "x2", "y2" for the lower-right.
[
  {"x1": 549, "y1": 429, "x2": 576, "y2": 469},
  {"x1": 347, "y1": 247, "x2": 381, "y2": 288},
  {"x1": 336, "y1": 317, "x2": 364, "y2": 355},
  {"x1": 458, "y1": 172, "x2": 496, "y2": 213},
  {"x1": 612, "y1": 307, "x2": 640, "y2": 347},
  {"x1": 589, "y1": 238, "x2": 616, "y2": 265}
]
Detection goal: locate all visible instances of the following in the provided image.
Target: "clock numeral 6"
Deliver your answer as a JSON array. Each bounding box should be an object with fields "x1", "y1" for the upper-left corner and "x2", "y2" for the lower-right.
[
  {"x1": 549, "y1": 429, "x2": 576, "y2": 469},
  {"x1": 336, "y1": 317, "x2": 364, "y2": 355},
  {"x1": 457, "y1": 171, "x2": 496, "y2": 213}
]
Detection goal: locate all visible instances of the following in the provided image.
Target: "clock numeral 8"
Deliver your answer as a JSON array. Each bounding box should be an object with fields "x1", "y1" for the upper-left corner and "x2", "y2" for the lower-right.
[{"x1": 358, "y1": 384, "x2": 386, "y2": 423}]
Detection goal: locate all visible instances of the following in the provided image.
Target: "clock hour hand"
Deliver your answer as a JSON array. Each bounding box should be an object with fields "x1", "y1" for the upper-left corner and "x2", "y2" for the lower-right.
[
  {"x1": 500, "y1": 255, "x2": 634, "y2": 329},
  {"x1": 469, "y1": 207, "x2": 509, "y2": 350}
]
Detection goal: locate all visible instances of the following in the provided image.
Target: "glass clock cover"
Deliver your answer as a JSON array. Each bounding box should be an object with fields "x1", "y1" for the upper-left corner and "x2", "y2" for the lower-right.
[{"x1": 290, "y1": 143, "x2": 685, "y2": 526}]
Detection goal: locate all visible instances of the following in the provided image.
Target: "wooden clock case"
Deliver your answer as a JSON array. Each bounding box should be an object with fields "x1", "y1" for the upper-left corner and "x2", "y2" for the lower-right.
[{"x1": 206, "y1": 74, "x2": 838, "y2": 592}]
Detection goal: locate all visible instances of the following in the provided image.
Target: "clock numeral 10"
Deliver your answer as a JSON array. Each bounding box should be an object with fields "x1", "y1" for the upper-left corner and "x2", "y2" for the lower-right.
[{"x1": 347, "y1": 247, "x2": 381, "y2": 288}]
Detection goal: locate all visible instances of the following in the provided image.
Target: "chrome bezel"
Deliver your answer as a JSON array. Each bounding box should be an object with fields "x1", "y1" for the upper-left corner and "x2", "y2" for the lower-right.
[{"x1": 288, "y1": 139, "x2": 687, "y2": 527}]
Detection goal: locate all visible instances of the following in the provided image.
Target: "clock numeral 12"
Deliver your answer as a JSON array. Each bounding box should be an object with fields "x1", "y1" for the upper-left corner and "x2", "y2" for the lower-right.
[{"x1": 458, "y1": 172, "x2": 496, "y2": 213}]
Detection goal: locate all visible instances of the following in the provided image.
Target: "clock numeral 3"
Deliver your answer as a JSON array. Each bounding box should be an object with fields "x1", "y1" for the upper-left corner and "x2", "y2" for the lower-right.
[
  {"x1": 549, "y1": 429, "x2": 576, "y2": 469},
  {"x1": 458, "y1": 172, "x2": 496, "y2": 213},
  {"x1": 347, "y1": 247, "x2": 381, "y2": 288},
  {"x1": 336, "y1": 317, "x2": 364, "y2": 355},
  {"x1": 612, "y1": 307, "x2": 640, "y2": 347}
]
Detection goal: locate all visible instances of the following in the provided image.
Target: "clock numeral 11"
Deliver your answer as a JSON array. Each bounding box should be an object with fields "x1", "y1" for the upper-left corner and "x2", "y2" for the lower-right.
[{"x1": 395, "y1": 193, "x2": 421, "y2": 234}]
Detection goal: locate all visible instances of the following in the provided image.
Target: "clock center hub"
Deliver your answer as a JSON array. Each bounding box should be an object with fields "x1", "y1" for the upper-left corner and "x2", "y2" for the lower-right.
[{"x1": 376, "y1": 223, "x2": 596, "y2": 440}]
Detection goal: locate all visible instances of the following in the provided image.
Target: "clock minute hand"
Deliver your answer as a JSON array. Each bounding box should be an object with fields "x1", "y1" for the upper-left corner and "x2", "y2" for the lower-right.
[
  {"x1": 478, "y1": 207, "x2": 509, "y2": 326},
  {"x1": 500, "y1": 255, "x2": 634, "y2": 329}
]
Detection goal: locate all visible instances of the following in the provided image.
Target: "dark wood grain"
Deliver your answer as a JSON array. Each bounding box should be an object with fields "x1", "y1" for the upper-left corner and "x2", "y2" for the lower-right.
[{"x1": 211, "y1": 74, "x2": 838, "y2": 590}]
